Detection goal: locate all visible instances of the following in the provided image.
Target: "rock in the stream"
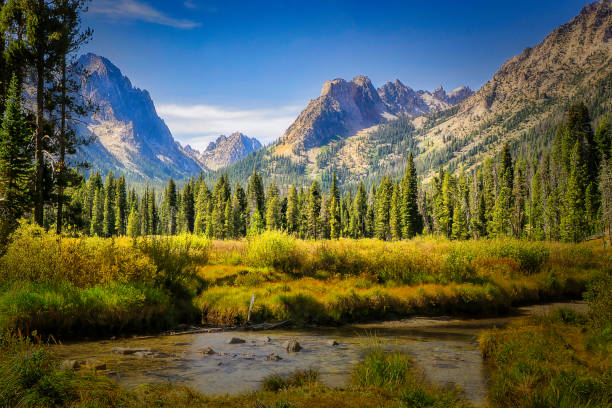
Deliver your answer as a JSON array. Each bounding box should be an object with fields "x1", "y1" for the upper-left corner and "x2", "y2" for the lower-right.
[
  {"x1": 133, "y1": 351, "x2": 155, "y2": 358},
  {"x1": 199, "y1": 347, "x2": 216, "y2": 356},
  {"x1": 228, "y1": 337, "x2": 246, "y2": 344},
  {"x1": 266, "y1": 353, "x2": 282, "y2": 361},
  {"x1": 84, "y1": 358, "x2": 106, "y2": 370},
  {"x1": 327, "y1": 340, "x2": 339, "y2": 346},
  {"x1": 62, "y1": 359, "x2": 82, "y2": 370},
  {"x1": 262, "y1": 336, "x2": 272, "y2": 343},
  {"x1": 61, "y1": 358, "x2": 106, "y2": 371},
  {"x1": 111, "y1": 347, "x2": 152, "y2": 355},
  {"x1": 283, "y1": 339, "x2": 302, "y2": 352}
]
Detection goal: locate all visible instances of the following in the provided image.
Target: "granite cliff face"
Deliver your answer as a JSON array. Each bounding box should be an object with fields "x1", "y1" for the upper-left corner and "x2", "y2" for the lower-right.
[
  {"x1": 278, "y1": 76, "x2": 471, "y2": 152},
  {"x1": 183, "y1": 132, "x2": 262, "y2": 171},
  {"x1": 76, "y1": 53, "x2": 202, "y2": 180}
]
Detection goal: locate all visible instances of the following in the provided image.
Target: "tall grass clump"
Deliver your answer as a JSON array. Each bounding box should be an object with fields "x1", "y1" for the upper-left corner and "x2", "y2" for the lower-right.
[
  {"x1": 244, "y1": 231, "x2": 302, "y2": 274},
  {"x1": 134, "y1": 235, "x2": 210, "y2": 295},
  {"x1": 0, "y1": 223, "x2": 157, "y2": 287},
  {"x1": 352, "y1": 347, "x2": 470, "y2": 407}
]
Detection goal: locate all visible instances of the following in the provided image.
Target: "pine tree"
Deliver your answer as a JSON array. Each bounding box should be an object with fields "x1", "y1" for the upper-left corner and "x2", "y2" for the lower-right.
[
  {"x1": 560, "y1": 142, "x2": 586, "y2": 242},
  {"x1": 350, "y1": 182, "x2": 367, "y2": 238},
  {"x1": 286, "y1": 184, "x2": 299, "y2": 235},
  {"x1": 511, "y1": 160, "x2": 527, "y2": 238},
  {"x1": 194, "y1": 182, "x2": 211, "y2": 235},
  {"x1": 389, "y1": 182, "x2": 402, "y2": 240},
  {"x1": 451, "y1": 200, "x2": 468, "y2": 240},
  {"x1": 375, "y1": 177, "x2": 393, "y2": 240},
  {"x1": 147, "y1": 188, "x2": 158, "y2": 235},
  {"x1": 0, "y1": 74, "x2": 33, "y2": 231},
  {"x1": 401, "y1": 153, "x2": 421, "y2": 238},
  {"x1": 164, "y1": 178, "x2": 178, "y2": 235},
  {"x1": 266, "y1": 195, "x2": 281, "y2": 231},
  {"x1": 127, "y1": 206, "x2": 139, "y2": 238},
  {"x1": 223, "y1": 199, "x2": 233, "y2": 238},
  {"x1": 247, "y1": 171, "x2": 265, "y2": 229},
  {"x1": 90, "y1": 187, "x2": 104, "y2": 236},
  {"x1": 181, "y1": 182, "x2": 195, "y2": 233},
  {"x1": 307, "y1": 181, "x2": 321, "y2": 239},
  {"x1": 232, "y1": 183, "x2": 247, "y2": 237},
  {"x1": 329, "y1": 195, "x2": 340, "y2": 239},
  {"x1": 434, "y1": 171, "x2": 454, "y2": 238},
  {"x1": 102, "y1": 172, "x2": 115, "y2": 237},
  {"x1": 594, "y1": 117, "x2": 610, "y2": 162},
  {"x1": 528, "y1": 169, "x2": 545, "y2": 240},
  {"x1": 114, "y1": 176, "x2": 127, "y2": 235},
  {"x1": 366, "y1": 185, "x2": 376, "y2": 238}
]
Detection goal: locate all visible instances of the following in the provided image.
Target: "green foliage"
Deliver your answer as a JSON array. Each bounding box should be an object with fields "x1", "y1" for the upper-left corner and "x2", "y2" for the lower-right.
[{"x1": 244, "y1": 231, "x2": 302, "y2": 273}]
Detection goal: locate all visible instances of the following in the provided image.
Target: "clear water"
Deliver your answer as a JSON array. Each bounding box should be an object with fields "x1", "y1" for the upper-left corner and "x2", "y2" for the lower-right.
[{"x1": 52, "y1": 302, "x2": 586, "y2": 406}]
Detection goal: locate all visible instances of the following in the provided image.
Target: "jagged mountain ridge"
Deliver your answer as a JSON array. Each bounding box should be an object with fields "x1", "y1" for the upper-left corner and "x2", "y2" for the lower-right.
[
  {"x1": 277, "y1": 75, "x2": 472, "y2": 152},
  {"x1": 206, "y1": 1, "x2": 611, "y2": 191},
  {"x1": 75, "y1": 54, "x2": 261, "y2": 180},
  {"x1": 182, "y1": 132, "x2": 262, "y2": 171},
  {"x1": 76, "y1": 53, "x2": 202, "y2": 180}
]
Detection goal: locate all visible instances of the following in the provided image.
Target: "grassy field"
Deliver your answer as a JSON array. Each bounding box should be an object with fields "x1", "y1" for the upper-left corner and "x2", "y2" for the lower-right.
[{"x1": 0, "y1": 224, "x2": 609, "y2": 337}]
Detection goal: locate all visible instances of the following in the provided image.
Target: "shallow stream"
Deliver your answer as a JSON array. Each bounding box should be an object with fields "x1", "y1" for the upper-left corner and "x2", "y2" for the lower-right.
[{"x1": 53, "y1": 301, "x2": 586, "y2": 406}]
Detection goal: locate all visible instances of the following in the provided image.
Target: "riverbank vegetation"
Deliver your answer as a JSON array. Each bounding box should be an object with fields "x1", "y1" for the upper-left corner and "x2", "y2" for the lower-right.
[
  {"x1": 0, "y1": 223, "x2": 609, "y2": 337},
  {"x1": 479, "y1": 269, "x2": 611, "y2": 407}
]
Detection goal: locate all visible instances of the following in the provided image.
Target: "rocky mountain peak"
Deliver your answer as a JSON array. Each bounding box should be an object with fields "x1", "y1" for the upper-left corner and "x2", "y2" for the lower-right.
[{"x1": 185, "y1": 132, "x2": 262, "y2": 171}]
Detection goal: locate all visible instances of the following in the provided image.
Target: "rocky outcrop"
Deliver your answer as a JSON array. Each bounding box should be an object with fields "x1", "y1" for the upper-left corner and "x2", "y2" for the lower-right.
[
  {"x1": 183, "y1": 132, "x2": 262, "y2": 171},
  {"x1": 75, "y1": 53, "x2": 203, "y2": 180}
]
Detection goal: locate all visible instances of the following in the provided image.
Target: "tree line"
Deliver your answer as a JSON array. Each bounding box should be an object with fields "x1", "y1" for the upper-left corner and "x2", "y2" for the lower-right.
[{"x1": 55, "y1": 104, "x2": 610, "y2": 243}]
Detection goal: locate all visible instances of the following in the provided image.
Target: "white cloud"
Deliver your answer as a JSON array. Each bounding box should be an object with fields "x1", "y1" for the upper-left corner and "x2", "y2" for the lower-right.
[
  {"x1": 157, "y1": 103, "x2": 301, "y2": 151},
  {"x1": 91, "y1": 0, "x2": 201, "y2": 29}
]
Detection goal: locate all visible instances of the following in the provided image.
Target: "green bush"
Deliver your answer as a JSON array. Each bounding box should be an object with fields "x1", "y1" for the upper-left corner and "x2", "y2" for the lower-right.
[
  {"x1": 134, "y1": 235, "x2": 209, "y2": 295},
  {"x1": 244, "y1": 231, "x2": 302, "y2": 274},
  {"x1": 0, "y1": 223, "x2": 157, "y2": 287}
]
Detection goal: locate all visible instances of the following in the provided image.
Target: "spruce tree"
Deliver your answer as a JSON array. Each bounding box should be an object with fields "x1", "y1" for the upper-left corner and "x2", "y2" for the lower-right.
[
  {"x1": 401, "y1": 153, "x2": 421, "y2": 238},
  {"x1": 114, "y1": 176, "x2": 127, "y2": 235},
  {"x1": 375, "y1": 177, "x2": 392, "y2": 240},
  {"x1": 194, "y1": 182, "x2": 211, "y2": 235},
  {"x1": 350, "y1": 182, "x2": 367, "y2": 238},
  {"x1": 366, "y1": 185, "x2": 376, "y2": 238},
  {"x1": 232, "y1": 183, "x2": 247, "y2": 237},
  {"x1": 90, "y1": 187, "x2": 103, "y2": 236},
  {"x1": 528, "y1": 169, "x2": 545, "y2": 240},
  {"x1": 286, "y1": 184, "x2": 299, "y2": 235},
  {"x1": 181, "y1": 182, "x2": 195, "y2": 233},
  {"x1": 389, "y1": 182, "x2": 402, "y2": 240},
  {"x1": 127, "y1": 206, "x2": 139, "y2": 238},
  {"x1": 266, "y1": 195, "x2": 281, "y2": 231},
  {"x1": 223, "y1": 199, "x2": 233, "y2": 238},
  {"x1": 247, "y1": 171, "x2": 265, "y2": 229},
  {"x1": 451, "y1": 200, "x2": 468, "y2": 240},
  {"x1": 560, "y1": 142, "x2": 586, "y2": 242},
  {"x1": 329, "y1": 195, "x2": 340, "y2": 239},
  {"x1": 0, "y1": 74, "x2": 33, "y2": 231},
  {"x1": 102, "y1": 172, "x2": 115, "y2": 237},
  {"x1": 307, "y1": 181, "x2": 321, "y2": 239}
]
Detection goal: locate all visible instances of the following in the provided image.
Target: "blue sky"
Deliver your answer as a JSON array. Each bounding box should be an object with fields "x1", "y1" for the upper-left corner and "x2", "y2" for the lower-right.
[{"x1": 84, "y1": 0, "x2": 590, "y2": 150}]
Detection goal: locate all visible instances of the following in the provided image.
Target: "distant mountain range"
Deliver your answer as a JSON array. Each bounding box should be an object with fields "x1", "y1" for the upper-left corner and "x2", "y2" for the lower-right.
[{"x1": 73, "y1": 1, "x2": 611, "y2": 189}]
